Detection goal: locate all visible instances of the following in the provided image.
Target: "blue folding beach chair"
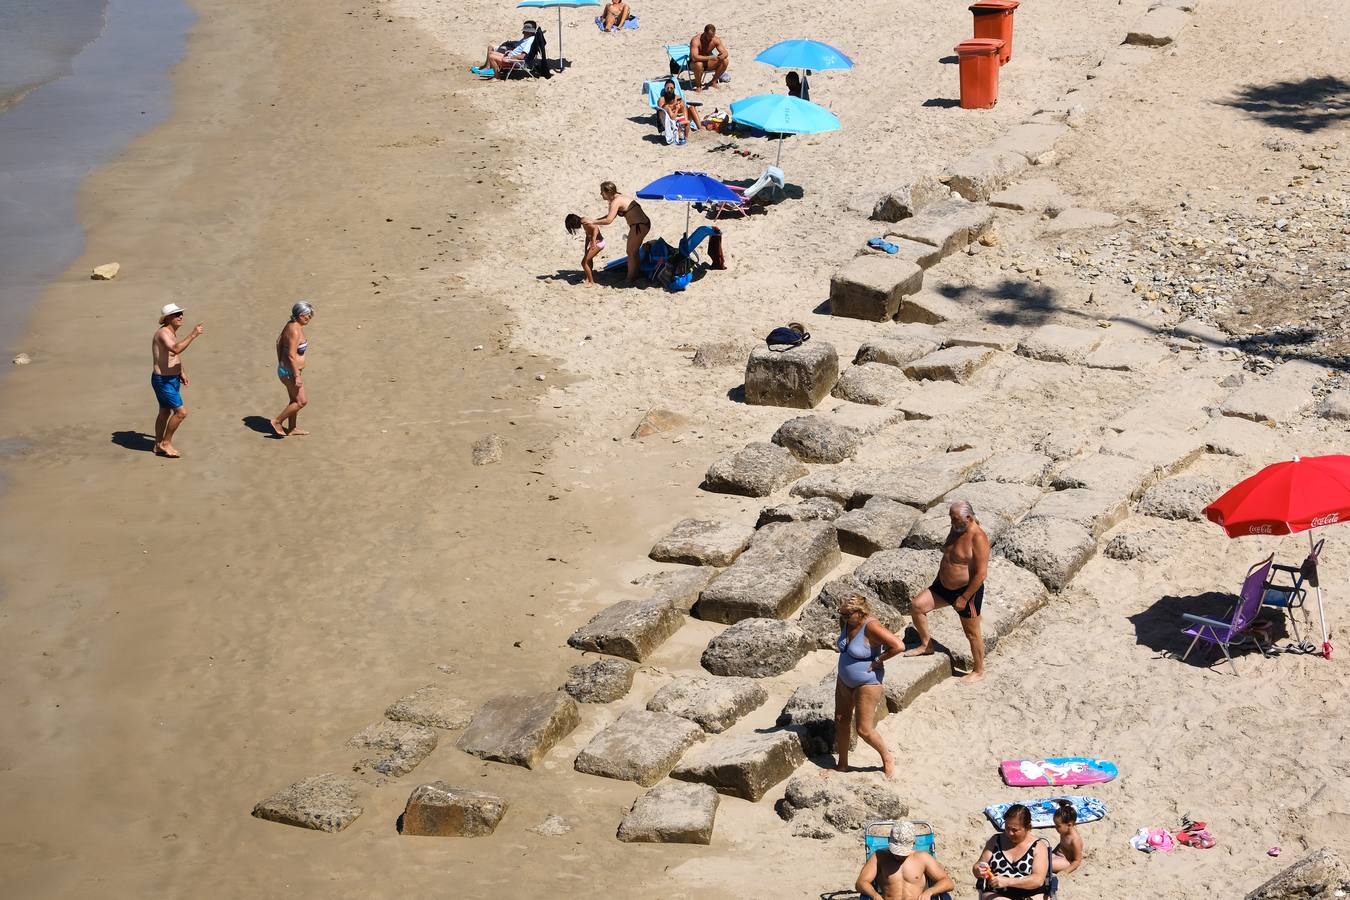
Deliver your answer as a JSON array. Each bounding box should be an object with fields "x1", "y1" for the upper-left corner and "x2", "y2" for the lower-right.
[
  {"x1": 664, "y1": 42, "x2": 691, "y2": 82},
  {"x1": 1261, "y1": 539, "x2": 1322, "y2": 652},
  {"x1": 862, "y1": 821, "x2": 953, "y2": 900}
]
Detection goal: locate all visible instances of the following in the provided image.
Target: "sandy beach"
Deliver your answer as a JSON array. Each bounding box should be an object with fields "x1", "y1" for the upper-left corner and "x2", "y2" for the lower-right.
[{"x1": 1, "y1": 0, "x2": 1348, "y2": 896}]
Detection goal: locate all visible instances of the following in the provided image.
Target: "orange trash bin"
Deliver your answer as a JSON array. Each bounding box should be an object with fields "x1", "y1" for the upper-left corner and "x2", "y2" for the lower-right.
[
  {"x1": 970, "y1": 0, "x2": 1019, "y2": 64},
  {"x1": 954, "y1": 39, "x2": 1003, "y2": 109}
]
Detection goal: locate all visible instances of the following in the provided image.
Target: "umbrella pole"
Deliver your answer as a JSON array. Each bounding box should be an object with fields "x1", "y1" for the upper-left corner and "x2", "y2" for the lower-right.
[
  {"x1": 685, "y1": 202, "x2": 691, "y2": 240},
  {"x1": 1311, "y1": 530, "x2": 1331, "y2": 658},
  {"x1": 775, "y1": 135, "x2": 783, "y2": 168},
  {"x1": 556, "y1": 8, "x2": 563, "y2": 71}
]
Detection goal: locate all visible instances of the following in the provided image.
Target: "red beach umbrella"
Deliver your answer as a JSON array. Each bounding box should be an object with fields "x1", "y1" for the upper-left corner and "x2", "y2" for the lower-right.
[{"x1": 1205, "y1": 454, "x2": 1350, "y2": 658}]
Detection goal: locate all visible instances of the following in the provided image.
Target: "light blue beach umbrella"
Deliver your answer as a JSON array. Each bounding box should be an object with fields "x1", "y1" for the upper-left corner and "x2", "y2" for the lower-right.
[
  {"x1": 637, "y1": 170, "x2": 740, "y2": 237},
  {"x1": 516, "y1": 0, "x2": 602, "y2": 71},
  {"x1": 728, "y1": 94, "x2": 842, "y2": 167},
  {"x1": 754, "y1": 39, "x2": 855, "y2": 72}
]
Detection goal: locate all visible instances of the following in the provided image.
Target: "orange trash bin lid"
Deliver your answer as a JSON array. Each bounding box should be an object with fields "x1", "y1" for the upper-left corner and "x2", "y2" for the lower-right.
[
  {"x1": 969, "y1": 0, "x2": 1019, "y2": 10},
  {"x1": 954, "y1": 38, "x2": 1005, "y2": 56}
]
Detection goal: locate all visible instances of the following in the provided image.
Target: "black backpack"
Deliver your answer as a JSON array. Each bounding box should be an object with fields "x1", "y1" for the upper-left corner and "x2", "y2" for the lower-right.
[{"x1": 766, "y1": 323, "x2": 809, "y2": 350}]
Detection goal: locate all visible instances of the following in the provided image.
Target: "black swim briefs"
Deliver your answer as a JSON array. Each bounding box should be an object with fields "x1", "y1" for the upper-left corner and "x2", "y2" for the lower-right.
[{"x1": 928, "y1": 578, "x2": 984, "y2": 619}]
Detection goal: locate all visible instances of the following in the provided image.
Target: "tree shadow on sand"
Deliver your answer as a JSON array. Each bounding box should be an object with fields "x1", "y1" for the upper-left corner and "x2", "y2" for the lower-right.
[{"x1": 1221, "y1": 75, "x2": 1350, "y2": 133}]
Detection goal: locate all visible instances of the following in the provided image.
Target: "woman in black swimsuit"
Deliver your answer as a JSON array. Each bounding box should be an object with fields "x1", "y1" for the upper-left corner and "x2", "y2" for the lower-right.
[
  {"x1": 584, "y1": 181, "x2": 651, "y2": 284},
  {"x1": 973, "y1": 804, "x2": 1052, "y2": 900}
]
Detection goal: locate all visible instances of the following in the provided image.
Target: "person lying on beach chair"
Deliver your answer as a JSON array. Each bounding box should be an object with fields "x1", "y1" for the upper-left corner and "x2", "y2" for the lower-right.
[
  {"x1": 601, "y1": 0, "x2": 632, "y2": 31},
  {"x1": 688, "y1": 24, "x2": 729, "y2": 91},
  {"x1": 858, "y1": 821, "x2": 956, "y2": 900},
  {"x1": 470, "y1": 20, "x2": 543, "y2": 78}
]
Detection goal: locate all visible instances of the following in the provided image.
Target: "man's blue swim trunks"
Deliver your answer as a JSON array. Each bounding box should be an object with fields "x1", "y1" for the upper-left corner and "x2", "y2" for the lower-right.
[{"x1": 151, "y1": 373, "x2": 183, "y2": 409}]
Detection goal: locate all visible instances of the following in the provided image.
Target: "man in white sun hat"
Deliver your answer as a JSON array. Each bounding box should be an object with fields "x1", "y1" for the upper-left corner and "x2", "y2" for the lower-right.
[
  {"x1": 150, "y1": 303, "x2": 204, "y2": 458},
  {"x1": 855, "y1": 820, "x2": 955, "y2": 900}
]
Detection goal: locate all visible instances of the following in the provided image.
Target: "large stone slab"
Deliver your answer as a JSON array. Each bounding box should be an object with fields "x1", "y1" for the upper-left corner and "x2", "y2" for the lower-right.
[
  {"x1": 400, "y1": 783, "x2": 507, "y2": 837},
  {"x1": 1051, "y1": 453, "x2": 1156, "y2": 499},
  {"x1": 835, "y1": 497, "x2": 924, "y2": 556},
  {"x1": 879, "y1": 653, "x2": 952, "y2": 712},
  {"x1": 1100, "y1": 429, "x2": 1205, "y2": 476},
  {"x1": 854, "y1": 548, "x2": 943, "y2": 613},
  {"x1": 1245, "y1": 847, "x2": 1350, "y2": 900},
  {"x1": 903, "y1": 346, "x2": 996, "y2": 384},
  {"x1": 1200, "y1": 415, "x2": 1276, "y2": 457},
  {"x1": 989, "y1": 177, "x2": 1072, "y2": 214},
  {"x1": 772, "y1": 415, "x2": 864, "y2": 463},
  {"x1": 940, "y1": 328, "x2": 1020, "y2": 352},
  {"x1": 617, "y1": 781, "x2": 720, "y2": 845},
  {"x1": 701, "y1": 618, "x2": 811, "y2": 677},
  {"x1": 697, "y1": 520, "x2": 840, "y2": 624},
  {"x1": 996, "y1": 518, "x2": 1097, "y2": 592},
  {"x1": 1016, "y1": 324, "x2": 1104, "y2": 365},
  {"x1": 637, "y1": 566, "x2": 719, "y2": 613},
  {"x1": 568, "y1": 597, "x2": 684, "y2": 661},
  {"x1": 830, "y1": 255, "x2": 924, "y2": 321},
  {"x1": 647, "y1": 676, "x2": 768, "y2": 733},
  {"x1": 855, "y1": 449, "x2": 990, "y2": 509},
  {"x1": 456, "y1": 692, "x2": 580, "y2": 769},
  {"x1": 1318, "y1": 391, "x2": 1350, "y2": 421},
  {"x1": 757, "y1": 496, "x2": 845, "y2": 527},
  {"x1": 904, "y1": 481, "x2": 1043, "y2": 549},
  {"x1": 896, "y1": 288, "x2": 966, "y2": 325},
  {"x1": 252, "y1": 773, "x2": 364, "y2": 833},
  {"x1": 942, "y1": 149, "x2": 1029, "y2": 202},
  {"x1": 1124, "y1": 6, "x2": 1189, "y2": 46},
  {"x1": 563, "y1": 657, "x2": 637, "y2": 703},
  {"x1": 990, "y1": 123, "x2": 1070, "y2": 164},
  {"x1": 671, "y1": 729, "x2": 807, "y2": 801},
  {"x1": 650, "y1": 518, "x2": 756, "y2": 567},
  {"x1": 1042, "y1": 208, "x2": 1121, "y2": 234},
  {"x1": 1085, "y1": 340, "x2": 1172, "y2": 371},
  {"x1": 574, "y1": 710, "x2": 705, "y2": 786},
  {"x1": 1220, "y1": 363, "x2": 1321, "y2": 425},
  {"x1": 776, "y1": 671, "x2": 889, "y2": 756},
  {"x1": 854, "y1": 336, "x2": 941, "y2": 368},
  {"x1": 920, "y1": 557, "x2": 1048, "y2": 670},
  {"x1": 776, "y1": 769, "x2": 908, "y2": 836},
  {"x1": 970, "y1": 451, "x2": 1054, "y2": 487},
  {"x1": 1036, "y1": 429, "x2": 1098, "y2": 462},
  {"x1": 704, "y1": 441, "x2": 809, "y2": 498},
  {"x1": 871, "y1": 174, "x2": 951, "y2": 223},
  {"x1": 797, "y1": 576, "x2": 904, "y2": 650},
  {"x1": 349, "y1": 720, "x2": 439, "y2": 778},
  {"x1": 831, "y1": 363, "x2": 910, "y2": 406},
  {"x1": 745, "y1": 343, "x2": 840, "y2": 409},
  {"x1": 1136, "y1": 474, "x2": 1221, "y2": 521},
  {"x1": 1024, "y1": 488, "x2": 1129, "y2": 539},
  {"x1": 876, "y1": 237, "x2": 945, "y2": 270},
  {"x1": 385, "y1": 683, "x2": 473, "y2": 730},
  {"x1": 896, "y1": 381, "x2": 985, "y2": 420},
  {"x1": 889, "y1": 200, "x2": 995, "y2": 260}
]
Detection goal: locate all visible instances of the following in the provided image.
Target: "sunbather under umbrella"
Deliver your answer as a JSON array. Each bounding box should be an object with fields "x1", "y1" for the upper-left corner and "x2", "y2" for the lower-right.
[
  {"x1": 636, "y1": 170, "x2": 740, "y2": 240},
  {"x1": 1205, "y1": 453, "x2": 1350, "y2": 659},
  {"x1": 727, "y1": 94, "x2": 841, "y2": 168},
  {"x1": 516, "y1": 0, "x2": 601, "y2": 72},
  {"x1": 754, "y1": 39, "x2": 854, "y2": 100}
]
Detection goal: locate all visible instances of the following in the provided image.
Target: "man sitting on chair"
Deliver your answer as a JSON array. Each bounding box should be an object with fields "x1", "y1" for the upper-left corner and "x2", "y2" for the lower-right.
[
  {"x1": 858, "y1": 822, "x2": 956, "y2": 900},
  {"x1": 688, "y1": 24, "x2": 729, "y2": 92},
  {"x1": 471, "y1": 20, "x2": 537, "y2": 77}
]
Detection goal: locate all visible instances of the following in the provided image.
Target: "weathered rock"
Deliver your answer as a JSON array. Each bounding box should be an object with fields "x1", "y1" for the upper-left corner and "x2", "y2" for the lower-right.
[
  {"x1": 856, "y1": 449, "x2": 990, "y2": 509},
  {"x1": 854, "y1": 548, "x2": 943, "y2": 613},
  {"x1": 530, "y1": 814, "x2": 571, "y2": 835},
  {"x1": 636, "y1": 566, "x2": 720, "y2": 613},
  {"x1": 349, "y1": 720, "x2": 438, "y2": 778},
  {"x1": 854, "y1": 336, "x2": 941, "y2": 368},
  {"x1": 1200, "y1": 415, "x2": 1275, "y2": 457},
  {"x1": 11, "y1": 353, "x2": 32, "y2": 366},
  {"x1": 385, "y1": 683, "x2": 474, "y2": 730},
  {"x1": 568, "y1": 597, "x2": 684, "y2": 661},
  {"x1": 772, "y1": 415, "x2": 864, "y2": 463},
  {"x1": 990, "y1": 122, "x2": 1069, "y2": 165},
  {"x1": 1124, "y1": 6, "x2": 1189, "y2": 46},
  {"x1": 879, "y1": 653, "x2": 952, "y2": 712},
  {"x1": 456, "y1": 692, "x2": 580, "y2": 769},
  {"x1": 650, "y1": 518, "x2": 755, "y2": 567},
  {"x1": 835, "y1": 497, "x2": 924, "y2": 556},
  {"x1": 996, "y1": 518, "x2": 1097, "y2": 592},
  {"x1": 1103, "y1": 522, "x2": 1189, "y2": 562},
  {"x1": 875, "y1": 237, "x2": 945, "y2": 270},
  {"x1": 895, "y1": 380, "x2": 985, "y2": 420},
  {"x1": 616, "y1": 781, "x2": 720, "y2": 845},
  {"x1": 1085, "y1": 341, "x2": 1172, "y2": 371},
  {"x1": 1317, "y1": 391, "x2": 1350, "y2": 421},
  {"x1": 776, "y1": 770, "x2": 908, "y2": 835},
  {"x1": 1042, "y1": 208, "x2": 1121, "y2": 233},
  {"x1": 632, "y1": 408, "x2": 687, "y2": 438},
  {"x1": 574, "y1": 710, "x2": 705, "y2": 786},
  {"x1": 697, "y1": 520, "x2": 840, "y2": 623},
  {"x1": 1051, "y1": 453, "x2": 1156, "y2": 498},
  {"x1": 871, "y1": 174, "x2": 951, "y2": 223},
  {"x1": 471, "y1": 433, "x2": 504, "y2": 465},
  {"x1": 745, "y1": 343, "x2": 840, "y2": 409},
  {"x1": 989, "y1": 177, "x2": 1072, "y2": 214},
  {"x1": 831, "y1": 362, "x2": 910, "y2": 405},
  {"x1": 896, "y1": 288, "x2": 966, "y2": 325},
  {"x1": 1101, "y1": 429, "x2": 1205, "y2": 478},
  {"x1": 777, "y1": 672, "x2": 888, "y2": 755},
  {"x1": 252, "y1": 773, "x2": 363, "y2": 833},
  {"x1": 904, "y1": 481, "x2": 1042, "y2": 549},
  {"x1": 889, "y1": 200, "x2": 995, "y2": 260},
  {"x1": 940, "y1": 328, "x2": 1020, "y2": 352},
  {"x1": 970, "y1": 451, "x2": 1054, "y2": 487},
  {"x1": 942, "y1": 149, "x2": 1029, "y2": 202},
  {"x1": 903, "y1": 346, "x2": 996, "y2": 384},
  {"x1": 919, "y1": 557, "x2": 1049, "y2": 670},
  {"x1": 647, "y1": 675, "x2": 768, "y2": 733},
  {"x1": 1024, "y1": 488, "x2": 1129, "y2": 538},
  {"x1": 701, "y1": 618, "x2": 811, "y2": 677},
  {"x1": 692, "y1": 341, "x2": 754, "y2": 368},
  {"x1": 1136, "y1": 474, "x2": 1220, "y2": 521},
  {"x1": 704, "y1": 441, "x2": 809, "y2": 497},
  {"x1": 797, "y1": 576, "x2": 903, "y2": 650},
  {"x1": 1036, "y1": 429, "x2": 1097, "y2": 461},
  {"x1": 830, "y1": 256, "x2": 924, "y2": 321},
  {"x1": 756, "y1": 496, "x2": 845, "y2": 527},
  {"x1": 400, "y1": 783, "x2": 507, "y2": 837},
  {"x1": 91, "y1": 262, "x2": 120, "y2": 280},
  {"x1": 1245, "y1": 847, "x2": 1350, "y2": 900},
  {"x1": 563, "y1": 657, "x2": 637, "y2": 703},
  {"x1": 1220, "y1": 365, "x2": 1321, "y2": 425},
  {"x1": 671, "y1": 729, "x2": 807, "y2": 800},
  {"x1": 1016, "y1": 324, "x2": 1104, "y2": 365}
]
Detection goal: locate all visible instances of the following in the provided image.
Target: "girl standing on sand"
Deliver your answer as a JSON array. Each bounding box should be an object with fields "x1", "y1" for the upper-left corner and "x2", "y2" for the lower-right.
[
  {"x1": 565, "y1": 213, "x2": 604, "y2": 284},
  {"x1": 271, "y1": 300, "x2": 314, "y2": 437},
  {"x1": 584, "y1": 181, "x2": 650, "y2": 284}
]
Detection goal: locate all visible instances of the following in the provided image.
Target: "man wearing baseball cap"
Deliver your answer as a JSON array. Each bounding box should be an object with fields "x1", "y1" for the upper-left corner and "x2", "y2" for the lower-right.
[
  {"x1": 856, "y1": 821, "x2": 955, "y2": 900},
  {"x1": 150, "y1": 303, "x2": 204, "y2": 458}
]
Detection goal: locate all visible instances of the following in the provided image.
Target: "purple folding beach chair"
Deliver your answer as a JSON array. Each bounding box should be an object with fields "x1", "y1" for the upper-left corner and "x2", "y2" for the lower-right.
[{"x1": 1181, "y1": 554, "x2": 1274, "y2": 676}]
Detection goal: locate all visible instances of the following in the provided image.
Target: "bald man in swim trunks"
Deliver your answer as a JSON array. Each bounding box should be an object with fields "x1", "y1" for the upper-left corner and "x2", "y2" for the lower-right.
[{"x1": 904, "y1": 501, "x2": 988, "y2": 684}]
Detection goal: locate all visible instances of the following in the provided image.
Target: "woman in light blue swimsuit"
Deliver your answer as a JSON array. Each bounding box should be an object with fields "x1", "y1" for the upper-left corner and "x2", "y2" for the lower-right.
[
  {"x1": 834, "y1": 593, "x2": 904, "y2": 777},
  {"x1": 271, "y1": 300, "x2": 314, "y2": 438}
]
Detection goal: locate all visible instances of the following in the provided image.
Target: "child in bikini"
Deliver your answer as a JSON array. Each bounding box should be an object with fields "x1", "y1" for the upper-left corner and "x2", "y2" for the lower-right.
[
  {"x1": 1052, "y1": 801, "x2": 1083, "y2": 878},
  {"x1": 565, "y1": 213, "x2": 604, "y2": 285}
]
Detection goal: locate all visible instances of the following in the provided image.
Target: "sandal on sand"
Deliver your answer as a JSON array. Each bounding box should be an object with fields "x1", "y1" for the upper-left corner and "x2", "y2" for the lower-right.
[
  {"x1": 1178, "y1": 816, "x2": 1216, "y2": 850},
  {"x1": 867, "y1": 237, "x2": 899, "y2": 254}
]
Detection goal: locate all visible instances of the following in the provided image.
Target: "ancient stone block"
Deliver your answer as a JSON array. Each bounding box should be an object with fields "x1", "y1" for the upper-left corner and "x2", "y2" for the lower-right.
[
  {"x1": 920, "y1": 557, "x2": 1048, "y2": 670},
  {"x1": 568, "y1": 597, "x2": 684, "y2": 661},
  {"x1": 776, "y1": 770, "x2": 908, "y2": 835},
  {"x1": 871, "y1": 174, "x2": 951, "y2": 223},
  {"x1": 903, "y1": 346, "x2": 996, "y2": 384},
  {"x1": 896, "y1": 381, "x2": 985, "y2": 420},
  {"x1": 1245, "y1": 847, "x2": 1350, "y2": 900},
  {"x1": 650, "y1": 518, "x2": 756, "y2": 567},
  {"x1": 853, "y1": 449, "x2": 990, "y2": 509},
  {"x1": 1051, "y1": 453, "x2": 1156, "y2": 498},
  {"x1": 456, "y1": 692, "x2": 580, "y2": 769},
  {"x1": 647, "y1": 676, "x2": 768, "y2": 733},
  {"x1": 1136, "y1": 474, "x2": 1221, "y2": 521},
  {"x1": 1318, "y1": 391, "x2": 1350, "y2": 421},
  {"x1": 772, "y1": 415, "x2": 864, "y2": 463},
  {"x1": 692, "y1": 341, "x2": 755, "y2": 368},
  {"x1": 349, "y1": 720, "x2": 438, "y2": 778},
  {"x1": 563, "y1": 657, "x2": 637, "y2": 703},
  {"x1": 252, "y1": 773, "x2": 363, "y2": 833},
  {"x1": 1085, "y1": 341, "x2": 1171, "y2": 372},
  {"x1": 1103, "y1": 522, "x2": 1189, "y2": 563},
  {"x1": 970, "y1": 451, "x2": 1054, "y2": 487},
  {"x1": 636, "y1": 566, "x2": 719, "y2": 613},
  {"x1": 704, "y1": 441, "x2": 809, "y2": 498},
  {"x1": 1101, "y1": 429, "x2": 1205, "y2": 478},
  {"x1": 400, "y1": 783, "x2": 507, "y2": 837},
  {"x1": 701, "y1": 618, "x2": 811, "y2": 677},
  {"x1": 831, "y1": 363, "x2": 910, "y2": 405},
  {"x1": 1042, "y1": 208, "x2": 1121, "y2": 233},
  {"x1": 835, "y1": 497, "x2": 924, "y2": 556},
  {"x1": 697, "y1": 521, "x2": 840, "y2": 623},
  {"x1": 617, "y1": 781, "x2": 720, "y2": 845},
  {"x1": 745, "y1": 343, "x2": 840, "y2": 409},
  {"x1": 996, "y1": 518, "x2": 1097, "y2": 592},
  {"x1": 797, "y1": 576, "x2": 903, "y2": 650},
  {"x1": 889, "y1": 200, "x2": 995, "y2": 260},
  {"x1": 1035, "y1": 428, "x2": 1098, "y2": 461},
  {"x1": 1024, "y1": 488, "x2": 1129, "y2": 539},
  {"x1": 671, "y1": 729, "x2": 807, "y2": 801},
  {"x1": 943, "y1": 149, "x2": 1029, "y2": 201},
  {"x1": 990, "y1": 122, "x2": 1069, "y2": 164},
  {"x1": 574, "y1": 710, "x2": 705, "y2": 786},
  {"x1": 880, "y1": 653, "x2": 952, "y2": 712},
  {"x1": 896, "y1": 288, "x2": 965, "y2": 325},
  {"x1": 756, "y1": 497, "x2": 845, "y2": 527},
  {"x1": 1200, "y1": 415, "x2": 1275, "y2": 457},
  {"x1": 1016, "y1": 324, "x2": 1104, "y2": 365},
  {"x1": 854, "y1": 548, "x2": 943, "y2": 613},
  {"x1": 941, "y1": 329, "x2": 1020, "y2": 352},
  {"x1": 877, "y1": 237, "x2": 945, "y2": 270},
  {"x1": 385, "y1": 683, "x2": 473, "y2": 730},
  {"x1": 830, "y1": 256, "x2": 924, "y2": 321},
  {"x1": 1124, "y1": 6, "x2": 1189, "y2": 46},
  {"x1": 989, "y1": 178, "x2": 1072, "y2": 214},
  {"x1": 854, "y1": 336, "x2": 941, "y2": 368},
  {"x1": 777, "y1": 672, "x2": 888, "y2": 756},
  {"x1": 904, "y1": 481, "x2": 1042, "y2": 549},
  {"x1": 1220, "y1": 382, "x2": 1315, "y2": 425}
]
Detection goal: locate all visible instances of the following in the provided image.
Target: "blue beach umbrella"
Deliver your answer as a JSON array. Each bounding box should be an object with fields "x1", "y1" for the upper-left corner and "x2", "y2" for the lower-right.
[
  {"x1": 754, "y1": 39, "x2": 855, "y2": 72},
  {"x1": 637, "y1": 170, "x2": 740, "y2": 237},
  {"x1": 516, "y1": 0, "x2": 602, "y2": 71},
  {"x1": 728, "y1": 94, "x2": 842, "y2": 167}
]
